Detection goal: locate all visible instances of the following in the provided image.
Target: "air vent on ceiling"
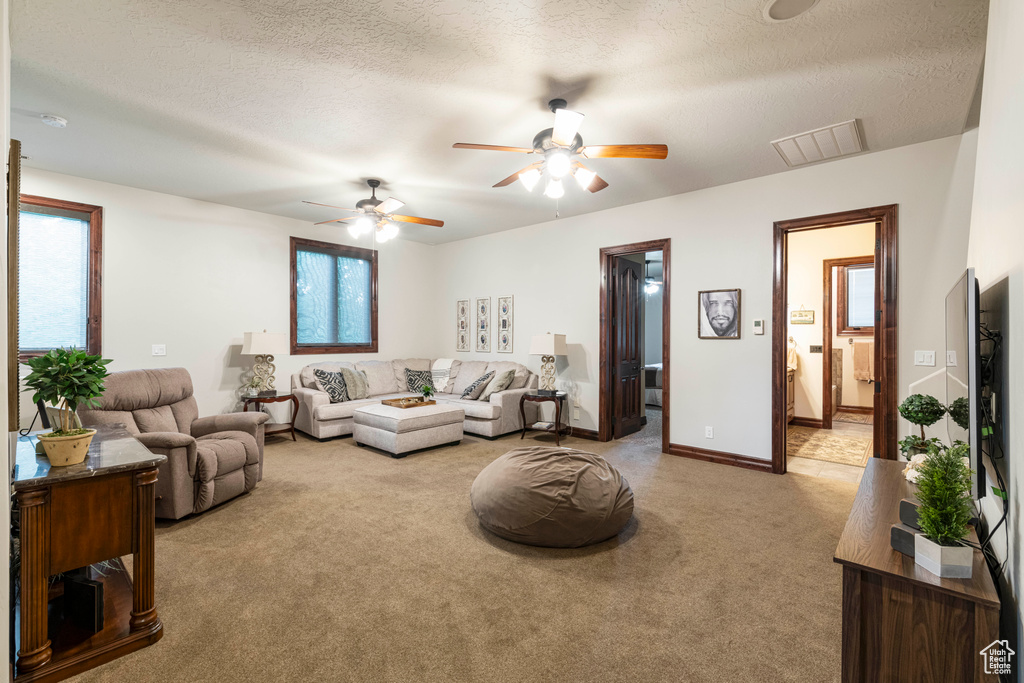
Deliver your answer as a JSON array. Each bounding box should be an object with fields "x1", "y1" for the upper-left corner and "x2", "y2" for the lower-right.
[{"x1": 771, "y1": 119, "x2": 863, "y2": 167}]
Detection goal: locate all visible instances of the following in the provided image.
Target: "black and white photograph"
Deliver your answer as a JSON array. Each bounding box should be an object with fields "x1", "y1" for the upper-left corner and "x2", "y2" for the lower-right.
[{"x1": 698, "y1": 289, "x2": 740, "y2": 339}]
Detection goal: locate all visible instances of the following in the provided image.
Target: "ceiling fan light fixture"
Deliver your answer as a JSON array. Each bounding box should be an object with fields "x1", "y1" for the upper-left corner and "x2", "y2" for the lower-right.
[
  {"x1": 377, "y1": 221, "x2": 399, "y2": 242},
  {"x1": 574, "y1": 167, "x2": 597, "y2": 191},
  {"x1": 543, "y1": 178, "x2": 565, "y2": 199},
  {"x1": 348, "y1": 215, "x2": 374, "y2": 237},
  {"x1": 518, "y1": 168, "x2": 542, "y2": 191},
  {"x1": 546, "y1": 150, "x2": 572, "y2": 179},
  {"x1": 551, "y1": 109, "x2": 585, "y2": 147}
]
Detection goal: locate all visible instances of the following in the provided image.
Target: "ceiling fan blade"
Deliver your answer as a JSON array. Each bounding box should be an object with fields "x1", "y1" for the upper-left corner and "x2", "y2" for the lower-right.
[
  {"x1": 375, "y1": 197, "x2": 405, "y2": 215},
  {"x1": 551, "y1": 109, "x2": 585, "y2": 146},
  {"x1": 453, "y1": 143, "x2": 534, "y2": 153},
  {"x1": 314, "y1": 216, "x2": 360, "y2": 225},
  {"x1": 493, "y1": 162, "x2": 542, "y2": 188},
  {"x1": 580, "y1": 144, "x2": 669, "y2": 160},
  {"x1": 303, "y1": 201, "x2": 359, "y2": 212},
  {"x1": 574, "y1": 162, "x2": 610, "y2": 193},
  {"x1": 390, "y1": 214, "x2": 444, "y2": 227}
]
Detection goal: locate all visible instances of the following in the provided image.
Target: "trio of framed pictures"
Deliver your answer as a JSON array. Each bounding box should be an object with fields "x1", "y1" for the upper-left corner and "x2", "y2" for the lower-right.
[{"x1": 457, "y1": 296, "x2": 513, "y2": 353}]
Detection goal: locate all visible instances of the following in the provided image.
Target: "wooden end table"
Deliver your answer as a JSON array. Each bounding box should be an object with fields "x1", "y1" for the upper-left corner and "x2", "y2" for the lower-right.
[
  {"x1": 520, "y1": 391, "x2": 570, "y2": 447},
  {"x1": 242, "y1": 392, "x2": 299, "y2": 441}
]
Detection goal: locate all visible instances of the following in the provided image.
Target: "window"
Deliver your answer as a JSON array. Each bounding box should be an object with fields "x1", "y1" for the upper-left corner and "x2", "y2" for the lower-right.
[
  {"x1": 290, "y1": 236, "x2": 378, "y2": 354},
  {"x1": 837, "y1": 260, "x2": 874, "y2": 336},
  {"x1": 18, "y1": 195, "x2": 102, "y2": 358}
]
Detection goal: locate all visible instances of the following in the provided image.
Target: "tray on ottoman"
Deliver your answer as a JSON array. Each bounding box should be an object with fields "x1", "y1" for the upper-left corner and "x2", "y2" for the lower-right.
[
  {"x1": 381, "y1": 397, "x2": 436, "y2": 409},
  {"x1": 353, "y1": 403, "x2": 464, "y2": 458}
]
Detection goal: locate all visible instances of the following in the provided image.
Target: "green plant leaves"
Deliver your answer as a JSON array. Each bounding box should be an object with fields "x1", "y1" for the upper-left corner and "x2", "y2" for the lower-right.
[
  {"x1": 915, "y1": 444, "x2": 973, "y2": 546},
  {"x1": 897, "y1": 394, "x2": 947, "y2": 428},
  {"x1": 22, "y1": 348, "x2": 111, "y2": 426}
]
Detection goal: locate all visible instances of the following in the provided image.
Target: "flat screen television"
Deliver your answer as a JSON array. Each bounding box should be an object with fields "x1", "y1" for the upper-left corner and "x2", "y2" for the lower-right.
[{"x1": 945, "y1": 267, "x2": 983, "y2": 500}]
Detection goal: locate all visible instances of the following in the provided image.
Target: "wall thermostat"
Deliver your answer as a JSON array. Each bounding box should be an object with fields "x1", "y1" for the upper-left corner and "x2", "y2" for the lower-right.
[{"x1": 753, "y1": 319, "x2": 765, "y2": 335}]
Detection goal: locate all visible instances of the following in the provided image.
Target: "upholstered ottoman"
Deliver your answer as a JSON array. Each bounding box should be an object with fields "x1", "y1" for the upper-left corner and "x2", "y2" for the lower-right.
[
  {"x1": 470, "y1": 446, "x2": 634, "y2": 548},
  {"x1": 353, "y1": 403, "x2": 465, "y2": 457}
]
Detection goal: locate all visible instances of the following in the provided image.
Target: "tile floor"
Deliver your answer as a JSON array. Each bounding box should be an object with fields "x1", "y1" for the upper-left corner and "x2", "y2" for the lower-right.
[{"x1": 787, "y1": 455, "x2": 865, "y2": 483}]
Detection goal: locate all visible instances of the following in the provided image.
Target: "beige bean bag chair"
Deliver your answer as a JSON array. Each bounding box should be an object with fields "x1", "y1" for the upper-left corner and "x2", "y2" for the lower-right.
[{"x1": 470, "y1": 446, "x2": 634, "y2": 548}]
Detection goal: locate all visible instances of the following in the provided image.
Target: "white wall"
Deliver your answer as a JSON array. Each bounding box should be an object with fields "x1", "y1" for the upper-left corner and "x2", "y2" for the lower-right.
[
  {"x1": 429, "y1": 133, "x2": 977, "y2": 460},
  {"x1": 19, "y1": 169, "x2": 437, "y2": 423},
  {"x1": 786, "y1": 222, "x2": 874, "y2": 420},
  {"x1": 644, "y1": 256, "x2": 663, "y2": 365},
  {"x1": 967, "y1": 0, "x2": 1024, "y2": 662}
]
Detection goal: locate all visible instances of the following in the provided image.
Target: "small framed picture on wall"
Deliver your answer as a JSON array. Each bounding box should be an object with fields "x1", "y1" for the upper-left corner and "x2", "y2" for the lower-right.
[{"x1": 698, "y1": 289, "x2": 741, "y2": 339}]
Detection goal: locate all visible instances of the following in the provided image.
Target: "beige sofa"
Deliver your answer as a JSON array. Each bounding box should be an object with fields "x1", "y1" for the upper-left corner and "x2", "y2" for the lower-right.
[{"x1": 291, "y1": 359, "x2": 539, "y2": 440}]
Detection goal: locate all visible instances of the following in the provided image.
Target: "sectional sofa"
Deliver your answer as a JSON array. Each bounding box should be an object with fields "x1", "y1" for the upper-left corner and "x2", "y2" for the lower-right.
[{"x1": 291, "y1": 359, "x2": 540, "y2": 440}]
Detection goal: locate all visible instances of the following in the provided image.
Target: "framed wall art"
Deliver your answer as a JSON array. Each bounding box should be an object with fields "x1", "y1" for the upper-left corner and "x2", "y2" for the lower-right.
[
  {"x1": 475, "y1": 297, "x2": 491, "y2": 352},
  {"x1": 456, "y1": 299, "x2": 470, "y2": 352},
  {"x1": 698, "y1": 288, "x2": 741, "y2": 339},
  {"x1": 789, "y1": 307, "x2": 815, "y2": 325},
  {"x1": 497, "y1": 296, "x2": 513, "y2": 353}
]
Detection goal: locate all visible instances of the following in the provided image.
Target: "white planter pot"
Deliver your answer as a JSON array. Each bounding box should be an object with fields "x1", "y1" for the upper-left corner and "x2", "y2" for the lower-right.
[{"x1": 914, "y1": 534, "x2": 973, "y2": 578}]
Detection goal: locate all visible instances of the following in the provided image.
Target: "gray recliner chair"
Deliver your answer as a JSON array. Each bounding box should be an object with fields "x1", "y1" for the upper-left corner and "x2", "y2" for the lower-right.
[{"x1": 78, "y1": 367, "x2": 269, "y2": 519}]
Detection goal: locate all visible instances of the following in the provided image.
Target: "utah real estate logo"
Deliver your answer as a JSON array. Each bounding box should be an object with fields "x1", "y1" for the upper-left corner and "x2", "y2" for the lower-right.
[{"x1": 980, "y1": 639, "x2": 1014, "y2": 676}]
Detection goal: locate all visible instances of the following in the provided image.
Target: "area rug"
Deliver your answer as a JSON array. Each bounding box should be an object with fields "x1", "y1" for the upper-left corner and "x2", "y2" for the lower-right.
[
  {"x1": 834, "y1": 410, "x2": 873, "y2": 426},
  {"x1": 787, "y1": 425, "x2": 871, "y2": 466}
]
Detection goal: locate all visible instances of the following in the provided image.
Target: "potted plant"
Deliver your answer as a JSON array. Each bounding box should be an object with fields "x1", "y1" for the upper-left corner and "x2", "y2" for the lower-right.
[
  {"x1": 22, "y1": 348, "x2": 111, "y2": 467},
  {"x1": 243, "y1": 376, "x2": 262, "y2": 398},
  {"x1": 421, "y1": 383, "x2": 435, "y2": 402},
  {"x1": 897, "y1": 393, "x2": 946, "y2": 458},
  {"x1": 913, "y1": 442, "x2": 975, "y2": 578},
  {"x1": 947, "y1": 396, "x2": 970, "y2": 431}
]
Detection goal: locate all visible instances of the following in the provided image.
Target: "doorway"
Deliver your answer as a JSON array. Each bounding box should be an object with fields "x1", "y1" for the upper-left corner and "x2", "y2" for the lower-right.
[
  {"x1": 772, "y1": 206, "x2": 898, "y2": 475},
  {"x1": 599, "y1": 239, "x2": 671, "y2": 453}
]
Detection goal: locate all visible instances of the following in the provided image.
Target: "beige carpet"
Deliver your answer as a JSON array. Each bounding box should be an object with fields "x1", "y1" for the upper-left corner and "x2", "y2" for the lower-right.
[
  {"x1": 787, "y1": 425, "x2": 871, "y2": 466},
  {"x1": 71, "y1": 429, "x2": 856, "y2": 683},
  {"x1": 834, "y1": 411, "x2": 873, "y2": 426}
]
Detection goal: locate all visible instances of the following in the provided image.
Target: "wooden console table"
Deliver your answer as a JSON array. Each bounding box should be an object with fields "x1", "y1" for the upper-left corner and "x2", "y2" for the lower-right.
[
  {"x1": 11, "y1": 424, "x2": 166, "y2": 682},
  {"x1": 833, "y1": 458, "x2": 1000, "y2": 682},
  {"x1": 242, "y1": 392, "x2": 298, "y2": 441}
]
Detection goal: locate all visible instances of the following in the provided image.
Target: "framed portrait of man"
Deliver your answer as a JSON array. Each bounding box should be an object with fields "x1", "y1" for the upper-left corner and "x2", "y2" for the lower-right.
[{"x1": 698, "y1": 289, "x2": 741, "y2": 339}]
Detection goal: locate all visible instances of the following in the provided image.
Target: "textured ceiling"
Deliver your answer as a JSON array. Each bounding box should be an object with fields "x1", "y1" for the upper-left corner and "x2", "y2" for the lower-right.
[{"x1": 11, "y1": 0, "x2": 987, "y2": 244}]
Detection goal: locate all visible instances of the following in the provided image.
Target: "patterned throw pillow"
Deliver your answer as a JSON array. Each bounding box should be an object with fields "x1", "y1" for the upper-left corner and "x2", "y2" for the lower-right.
[
  {"x1": 406, "y1": 369, "x2": 433, "y2": 393},
  {"x1": 461, "y1": 372, "x2": 494, "y2": 400},
  {"x1": 313, "y1": 369, "x2": 349, "y2": 403},
  {"x1": 479, "y1": 370, "x2": 515, "y2": 401}
]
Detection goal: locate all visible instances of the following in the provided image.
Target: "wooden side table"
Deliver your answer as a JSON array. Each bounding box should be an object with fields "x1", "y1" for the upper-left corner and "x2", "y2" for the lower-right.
[
  {"x1": 243, "y1": 392, "x2": 299, "y2": 441},
  {"x1": 11, "y1": 425, "x2": 166, "y2": 682},
  {"x1": 520, "y1": 392, "x2": 570, "y2": 447}
]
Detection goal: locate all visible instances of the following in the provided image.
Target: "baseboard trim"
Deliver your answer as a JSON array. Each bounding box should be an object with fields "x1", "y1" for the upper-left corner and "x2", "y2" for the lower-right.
[
  {"x1": 570, "y1": 427, "x2": 600, "y2": 441},
  {"x1": 667, "y1": 444, "x2": 774, "y2": 473},
  {"x1": 790, "y1": 417, "x2": 824, "y2": 428},
  {"x1": 837, "y1": 405, "x2": 873, "y2": 415}
]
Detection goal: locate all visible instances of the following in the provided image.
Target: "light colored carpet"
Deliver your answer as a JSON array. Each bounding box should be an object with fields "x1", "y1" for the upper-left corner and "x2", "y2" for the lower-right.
[
  {"x1": 834, "y1": 411, "x2": 873, "y2": 426},
  {"x1": 787, "y1": 425, "x2": 871, "y2": 466},
  {"x1": 71, "y1": 429, "x2": 856, "y2": 683}
]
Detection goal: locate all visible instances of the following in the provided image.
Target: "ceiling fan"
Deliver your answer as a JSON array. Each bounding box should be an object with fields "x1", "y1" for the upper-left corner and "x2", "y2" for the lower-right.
[
  {"x1": 303, "y1": 179, "x2": 444, "y2": 242},
  {"x1": 453, "y1": 99, "x2": 668, "y2": 199}
]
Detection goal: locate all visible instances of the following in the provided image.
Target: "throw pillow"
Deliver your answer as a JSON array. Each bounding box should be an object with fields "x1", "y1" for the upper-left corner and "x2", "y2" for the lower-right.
[
  {"x1": 479, "y1": 370, "x2": 515, "y2": 401},
  {"x1": 340, "y1": 368, "x2": 369, "y2": 399},
  {"x1": 461, "y1": 372, "x2": 494, "y2": 400},
  {"x1": 313, "y1": 369, "x2": 349, "y2": 404},
  {"x1": 406, "y1": 369, "x2": 433, "y2": 394},
  {"x1": 508, "y1": 371, "x2": 530, "y2": 390}
]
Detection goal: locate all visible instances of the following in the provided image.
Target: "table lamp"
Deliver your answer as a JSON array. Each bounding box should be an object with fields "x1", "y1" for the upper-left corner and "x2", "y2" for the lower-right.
[
  {"x1": 529, "y1": 333, "x2": 567, "y2": 396},
  {"x1": 241, "y1": 331, "x2": 288, "y2": 395}
]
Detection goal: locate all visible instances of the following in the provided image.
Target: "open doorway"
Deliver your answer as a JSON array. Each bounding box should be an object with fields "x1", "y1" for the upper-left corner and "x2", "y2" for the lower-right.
[
  {"x1": 598, "y1": 239, "x2": 671, "y2": 453},
  {"x1": 772, "y1": 206, "x2": 898, "y2": 475}
]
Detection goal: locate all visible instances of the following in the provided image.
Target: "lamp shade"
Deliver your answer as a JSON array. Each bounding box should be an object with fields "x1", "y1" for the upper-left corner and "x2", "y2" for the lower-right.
[
  {"x1": 529, "y1": 333, "x2": 568, "y2": 356},
  {"x1": 241, "y1": 332, "x2": 288, "y2": 356}
]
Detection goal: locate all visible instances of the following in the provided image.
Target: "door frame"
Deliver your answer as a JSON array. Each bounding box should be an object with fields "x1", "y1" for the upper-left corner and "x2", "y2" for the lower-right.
[
  {"x1": 772, "y1": 206, "x2": 897, "y2": 475},
  {"x1": 599, "y1": 238, "x2": 671, "y2": 453},
  {"x1": 822, "y1": 254, "x2": 875, "y2": 429}
]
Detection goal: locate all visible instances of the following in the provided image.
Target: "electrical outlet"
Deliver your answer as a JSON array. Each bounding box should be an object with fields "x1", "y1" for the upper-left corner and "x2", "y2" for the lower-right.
[
  {"x1": 914, "y1": 350, "x2": 935, "y2": 367},
  {"x1": 705, "y1": 426, "x2": 714, "y2": 439},
  {"x1": 152, "y1": 344, "x2": 166, "y2": 356},
  {"x1": 573, "y1": 407, "x2": 580, "y2": 420}
]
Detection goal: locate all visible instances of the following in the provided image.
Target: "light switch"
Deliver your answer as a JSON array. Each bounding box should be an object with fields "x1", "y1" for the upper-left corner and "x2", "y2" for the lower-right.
[
  {"x1": 914, "y1": 350, "x2": 935, "y2": 367},
  {"x1": 946, "y1": 351, "x2": 958, "y2": 367},
  {"x1": 152, "y1": 344, "x2": 166, "y2": 356}
]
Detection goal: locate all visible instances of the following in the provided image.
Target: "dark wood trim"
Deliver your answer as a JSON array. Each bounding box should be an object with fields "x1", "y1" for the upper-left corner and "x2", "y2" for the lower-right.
[
  {"x1": 599, "y1": 239, "x2": 670, "y2": 453},
  {"x1": 18, "y1": 194, "x2": 103, "y2": 358},
  {"x1": 570, "y1": 427, "x2": 600, "y2": 441},
  {"x1": 8, "y1": 140, "x2": 21, "y2": 431},
  {"x1": 773, "y1": 205, "x2": 898, "y2": 475},
  {"x1": 837, "y1": 404, "x2": 873, "y2": 415},
  {"x1": 790, "y1": 417, "x2": 824, "y2": 429},
  {"x1": 822, "y1": 255, "x2": 874, "y2": 430},
  {"x1": 289, "y1": 236, "x2": 379, "y2": 355},
  {"x1": 667, "y1": 443, "x2": 774, "y2": 473},
  {"x1": 836, "y1": 259, "x2": 875, "y2": 337}
]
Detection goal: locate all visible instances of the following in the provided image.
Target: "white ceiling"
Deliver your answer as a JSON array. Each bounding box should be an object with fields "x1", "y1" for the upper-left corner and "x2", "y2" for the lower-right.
[{"x1": 11, "y1": 0, "x2": 987, "y2": 244}]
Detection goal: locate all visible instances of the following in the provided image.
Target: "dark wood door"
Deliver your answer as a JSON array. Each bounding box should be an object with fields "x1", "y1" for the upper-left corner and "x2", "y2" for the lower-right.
[
  {"x1": 872, "y1": 223, "x2": 882, "y2": 456},
  {"x1": 613, "y1": 256, "x2": 643, "y2": 438}
]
